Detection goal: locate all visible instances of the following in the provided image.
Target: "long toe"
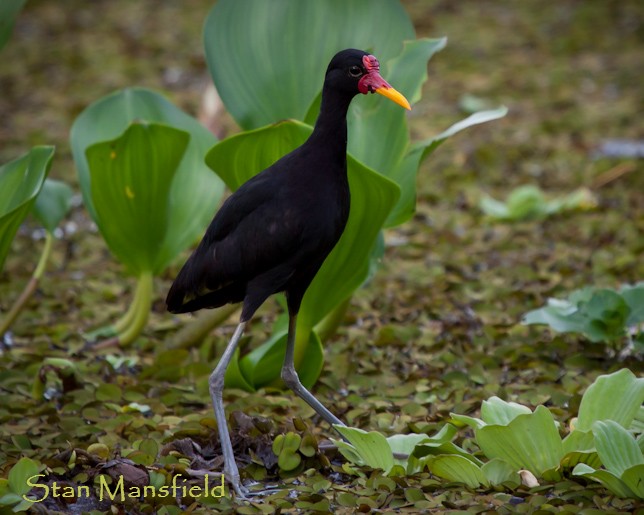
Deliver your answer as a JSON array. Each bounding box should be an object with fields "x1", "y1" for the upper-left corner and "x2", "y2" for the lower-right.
[
  {"x1": 238, "y1": 482, "x2": 284, "y2": 501},
  {"x1": 231, "y1": 477, "x2": 249, "y2": 499}
]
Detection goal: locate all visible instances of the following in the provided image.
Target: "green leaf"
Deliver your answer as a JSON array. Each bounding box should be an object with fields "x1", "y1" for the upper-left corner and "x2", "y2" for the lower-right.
[
  {"x1": 0, "y1": 0, "x2": 26, "y2": 51},
  {"x1": 7, "y1": 458, "x2": 40, "y2": 496},
  {"x1": 480, "y1": 396, "x2": 532, "y2": 425},
  {"x1": 0, "y1": 146, "x2": 54, "y2": 271},
  {"x1": 204, "y1": 0, "x2": 414, "y2": 130},
  {"x1": 576, "y1": 369, "x2": 644, "y2": 431},
  {"x1": 480, "y1": 185, "x2": 596, "y2": 222},
  {"x1": 385, "y1": 105, "x2": 507, "y2": 226},
  {"x1": 561, "y1": 430, "x2": 600, "y2": 469},
  {"x1": 480, "y1": 185, "x2": 547, "y2": 221},
  {"x1": 622, "y1": 465, "x2": 644, "y2": 499},
  {"x1": 235, "y1": 324, "x2": 323, "y2": 390},
  {"x1": 592, "y1": 420, "x2": 644, "y2": 478},
  {"x1": 387, "y1": 433, "x2": 432, "y2": 455},
  {"x1": 222, "y1": 348, "x2": 254, "y2": 393},
  {"x1": 32, "y1": 179, "x2": 73, "y2": 233},
  {"x1": 523, "y1": 298, "x2": 591, "y2": 336},
  {"x1": 333, "y1": 426, "x2": 395, "y2": 473},
  {"x1": 273, "y1": 433, "x2": 303, "y2": 471},
  {"x1": 476, "y1": 406, "x2": 563, "y2": 477},
  {"x1": 411, "y1": 425, "x2": 480, "y2": 466},
  {"x1": 70, "y1": 88, "x2": 223, "y2": 272},
  {"x1": 481, "y1": 459, "x2": 520, "y2": 486},
  {"x1": 412, "y1": 106, "x2": 509, "y2": 165},
  {"x1": 426, "y1": 455, "x2": 488, "y2": 488},
  {"x1": 85, "y1": 122, "x2": 189, "y2": 275},
  {"x1": 449, "y1": 413, "x2": 486, "y2": 431},
  {"x1": 620, "y1": 283, "x2": 644, "y2": 327},
  {"x1": 523, "y1": 287, "x2": 633, "y2": 343},
  {"x1": 582, "y1": 289, "x2": 630, "y2": 341},
  {"x1": 573, "y1": 463, "x2": 638, "y2": 499}
]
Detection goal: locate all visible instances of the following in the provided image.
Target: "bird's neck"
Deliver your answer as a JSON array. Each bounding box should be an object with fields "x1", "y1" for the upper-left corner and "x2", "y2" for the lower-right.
[{"x1": 308, "y1": 87, "x2": 354, "y2": 158}]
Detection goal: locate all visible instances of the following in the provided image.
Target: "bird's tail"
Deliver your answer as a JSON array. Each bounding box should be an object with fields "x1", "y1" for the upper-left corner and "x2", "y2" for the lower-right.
[{"x1": 166, "y1": 258, "x2": 244, "y2": 314}]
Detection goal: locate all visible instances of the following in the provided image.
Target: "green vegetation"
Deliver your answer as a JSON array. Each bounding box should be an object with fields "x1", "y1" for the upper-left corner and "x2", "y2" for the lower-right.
[
  {"x1": 0, "y1": 0, "x2": 641, "y2": 513},
  {"x1": 333, "y1": 369, "x2": 643, "y2": 496},
  {"x1": 524, "y1": 283, "x2": 644, "y2": 350}
]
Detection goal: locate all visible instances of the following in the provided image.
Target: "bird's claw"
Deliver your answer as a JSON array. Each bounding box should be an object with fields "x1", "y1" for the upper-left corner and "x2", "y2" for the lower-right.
[{"x1": 231, "y1": 480, "x2": 282, "y2": 501}]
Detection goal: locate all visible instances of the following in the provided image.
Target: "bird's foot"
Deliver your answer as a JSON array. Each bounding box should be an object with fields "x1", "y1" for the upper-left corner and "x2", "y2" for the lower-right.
[{"x1": 230, "y1": 479, "x2": 282, "y2": 501}]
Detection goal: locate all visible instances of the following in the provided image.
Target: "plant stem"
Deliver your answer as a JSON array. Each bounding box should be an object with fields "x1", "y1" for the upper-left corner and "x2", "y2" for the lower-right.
[
  {"x1": 86, "y1": 273, "x2": 146, "y2": 344},
  {"x1": 116, "y1": 271, "x2": 154, "y2": 346},
  {"x1": 167, "y1": 304, "x2": 238, "y2": 349},
  {"x1": 0, "y1": 231, "x2": 53, "y2": 336},
  {"x1": 314, "y1": 297, "x2": 351, "y2": 342},
  {"x1": 113, "y1": 280, "x2": 142, "y2": 333}
]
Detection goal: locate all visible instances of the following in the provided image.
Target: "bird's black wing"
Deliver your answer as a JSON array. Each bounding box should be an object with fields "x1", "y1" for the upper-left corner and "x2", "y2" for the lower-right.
[{"x1": 166, "y1": 168, "x2": 304, "y2": 313}]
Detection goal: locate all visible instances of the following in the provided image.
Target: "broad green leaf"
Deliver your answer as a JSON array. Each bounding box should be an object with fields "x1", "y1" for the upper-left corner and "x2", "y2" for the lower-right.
[
  {"x1": 576, "y1": 369, "x2": 644, "y2": 431},
  {"x1": 481, "y1": 459, "x2": 520, "y2": 486},
  {"x1": 412, "y1": 106, "x2": 509, "y2": 165},
  {"x1": 634, "y1": 407, "x2": 644, "y2": 435},
  {"x1": 480, "y1": 185, "x2": 547, "y2": 221},
  {"x1": 524, "y1": 287, "x2": 636, "y2": 343},
  {"x1": 582, "y1": 289, "x2": 630, "y2": 341},
  {"x1": 561, "y1": 430, "x2": 601, "y2": 469},
  {"x1": 573, "y1": 463, "x2": 637, "y2": 499},
  {"x1": 32, "y1": 179, "x2": 73, "y2": 233},
  {"x1": 237, "y1": 325, "x2": 323, "y2": 390},
  {"x1": 476, "y1": 406, "x2": 563, "y2": 477},
  {"x1": 85, "y1": 122, "x2": 189, "y2": 275},
  {"x1": 223, "y1": 348, "x2": 254, "y2": 393},
  {"x1": 478, "y1": 195, "x2": 510, "y2": 219},
  {"x1": 498, "y1": 184, "x2": 545, "y2": 220},
  {"x1": 205, "y1": 121, "x2": 307, "y2": 191},
  {"x1": 0, "y1": 0, "x2": 26, "y2": 51},
  {"x1": 410, "y1": 424, "x2": 478, "y2": 464},
  {"x1": 0, "y1": 146, "x2": 54, "y2": 271},
  {"x1": 622, "y1": 465, "x2": 644, "y2": 498},
  {"x1": 7, "y1": 457, "x2": 40, "y2": 496},
  {"x1": 0, "y1": 479, "x2": 9, "y2": 498},
  {"x1": 292, "y1": 330, "x2": 325, "y2": 390},
  {"x1": 479, "y1": 185, "x2": 596, "y2": 222},
  {"x1": 592, "y1": 420, "x2": 644, "y2": 478},
  {"x1": 70, "y1": 88, "x2": 223, "y2": 272},
  {"x1": 560, "y1": 449, "x2": 601, "y2": 470},
  {"x1": 449, "y1": 413, "x2": 486, "y2": 431},
  {"x1": 386, "y1": 433, "x2": 433, "y2": 474},
  {"x1": 387, "y1": 433, "x2": 433, "y2": 457},
  {"x1": 333, "y1": 426, "x2": 395, "y2": 473},
  {"x1": 426, "y1": 455, "x2": 488, "y2": 488},
  {"x1": 523, "y1": 298, "x2": 590, "y2": 336},
  {"x1": 621, "y1": 283, "x2": 644, "y2": 326},
  {"x1": 387, "y1": 106, "x2": 507, "y2": 226},
  {"x1": 414, "y1": 441, "x2": 483, "y2": 465},
  {"x1": 480, "y1": 396, "x2": 532, "y2": 425},
  {"x1": 204, "y1": 0, "x2": 414, "y2": 130}
]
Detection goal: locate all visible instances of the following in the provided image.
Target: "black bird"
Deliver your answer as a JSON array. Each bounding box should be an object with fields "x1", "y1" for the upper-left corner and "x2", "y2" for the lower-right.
[{"x1": 167, "y1": 48, "x2": 410, "y2": 496}]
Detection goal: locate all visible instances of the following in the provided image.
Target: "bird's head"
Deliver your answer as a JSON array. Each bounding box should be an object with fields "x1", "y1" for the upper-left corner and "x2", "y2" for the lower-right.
[{"x1": 325, "y1": 49, "x2": 411, "y2": 110}]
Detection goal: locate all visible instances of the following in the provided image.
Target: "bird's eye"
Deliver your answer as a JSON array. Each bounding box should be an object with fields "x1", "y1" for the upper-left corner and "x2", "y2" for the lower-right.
[{"x1": 349, "y1": 65, "x2": 362, "y2": 77}]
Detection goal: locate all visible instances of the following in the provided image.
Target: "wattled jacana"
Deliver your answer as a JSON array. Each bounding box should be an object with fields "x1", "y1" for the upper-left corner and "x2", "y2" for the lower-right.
[{"x1": 166, "y1": 49, "x2": 410, "y2": 496}]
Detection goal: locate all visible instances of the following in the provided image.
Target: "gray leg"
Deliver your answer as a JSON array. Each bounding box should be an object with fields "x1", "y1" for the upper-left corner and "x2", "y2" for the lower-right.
[
  {"x1": 209, "y1": 321, "x2": 247, "y2": 497},
  {"x1": 280, "y1": 314, "x2": 345, "y2": 428}
]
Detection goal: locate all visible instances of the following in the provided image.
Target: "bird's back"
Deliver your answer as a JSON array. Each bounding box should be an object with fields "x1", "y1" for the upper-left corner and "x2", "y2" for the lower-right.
[{"x1": 166, "y1": 143, "x2": 349, "y2": 318}]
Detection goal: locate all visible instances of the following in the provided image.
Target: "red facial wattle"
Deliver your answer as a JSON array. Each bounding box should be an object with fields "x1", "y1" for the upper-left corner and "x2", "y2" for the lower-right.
[{"x1": 357, "y1": 54, "x2": 411, "y2": 110}]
